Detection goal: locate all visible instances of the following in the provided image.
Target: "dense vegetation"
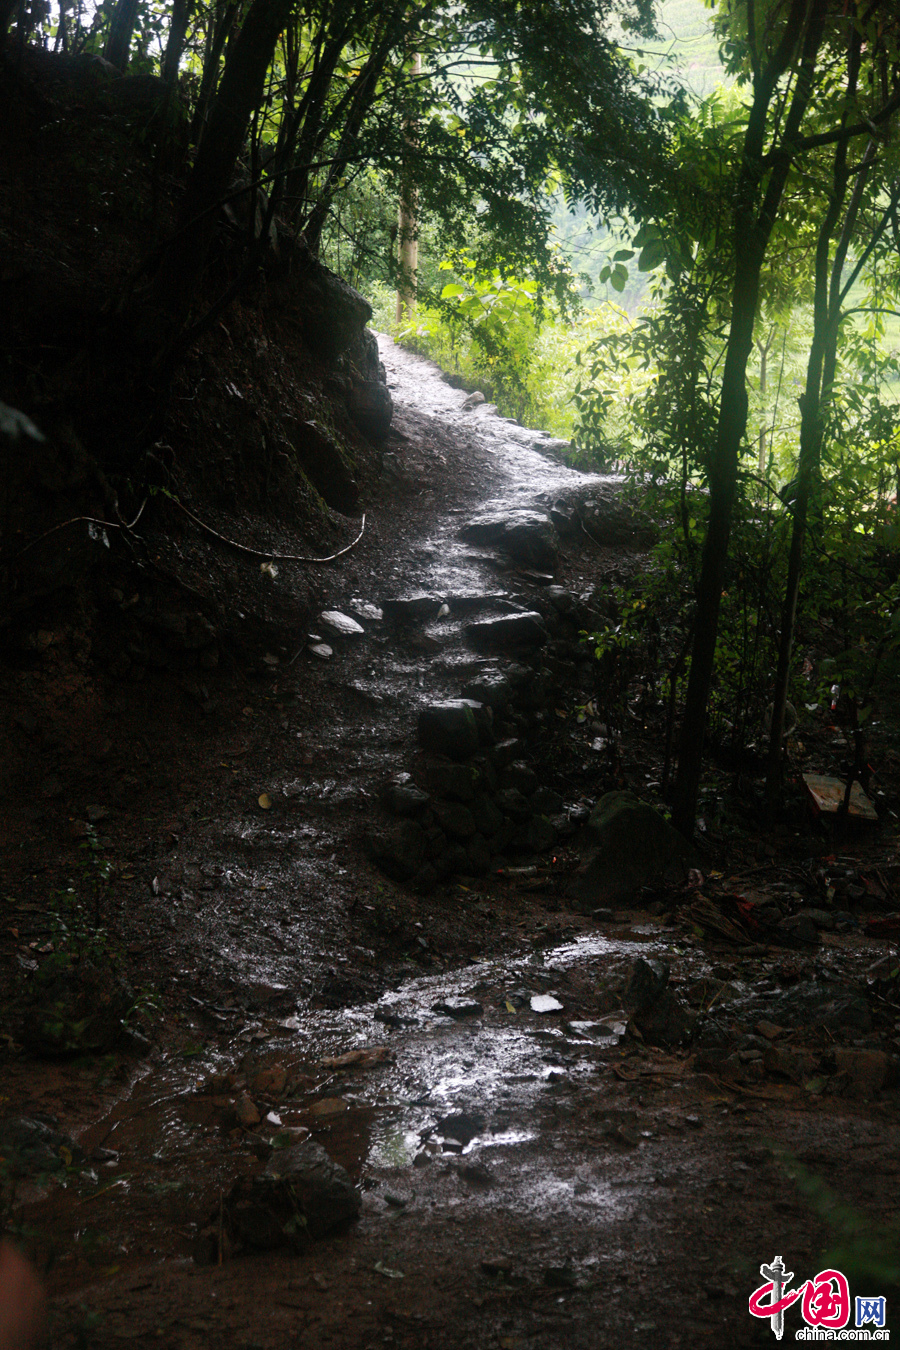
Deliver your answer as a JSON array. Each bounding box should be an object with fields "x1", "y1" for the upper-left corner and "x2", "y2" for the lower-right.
[{"x1": 3, "y1": 0, "x2": 900, "y2": 835}]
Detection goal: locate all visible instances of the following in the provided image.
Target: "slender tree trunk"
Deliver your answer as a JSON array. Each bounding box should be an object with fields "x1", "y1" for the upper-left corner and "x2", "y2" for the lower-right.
[
  {"x1": 671, "y1": 0, "x2": 824, "y2": 837},
  {"x1": 189, "y1": 0, "x2": 239, "y2": 147},
  {"x1": 104, "y1": 0, "x2": 140, "y2": 70},
  {"x1": 397, "y1": 51, "x2": 421, "y2": 322},
  {"x1": 162, "y1": 0, "x2": 194, "y2": 83},
  {"x1": 764, "y1": 130, "x2": 881, "y2": 803}
]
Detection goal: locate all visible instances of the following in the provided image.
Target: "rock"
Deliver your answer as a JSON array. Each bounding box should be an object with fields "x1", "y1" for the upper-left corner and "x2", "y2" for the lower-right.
[
  {"x1": 235, "y1": 1093, "x2": 262, "y2": 1127},
  {"x1": 502, "y1": 761, "x2": 538, "y2": 795},
  {"x1": 284, "y1": 419, "x2": 360, "y2": 513},
  {"x1": 466, "y1": 833, "x2": 492, "y2": 874},
  {"x1": 460, "y1": 511, "x2": 558, "y2": 570},
  {"x1": 308, "y1": 642, "x2": 333, "y2": 659},
  {"x1": 765, "y1": 981, "x2": 871, "y2": 1033},
  {"x1": 226, "y1": 1139, "x2": 360, "y2": 1249},
  {"x1": 774, "y1": 913, "x2": 821, "y2": 947},
  {"x1": 319, "y1": 611, "x2": 365, "y2": 637},
  {"x1": 546, "y1": 585, "x2": 576, "y2": 613},
  {"x1": 462, "y1": 391, "x2": 486, "y2": 410},
  {"x1": 431, "y1": 800, "x2": 477, "y2": 841},
  {"x1": 465, "y1": 613, "x2": 548, "y2": 652},
  {"x1": 531, "y1": 994, "x2": 563, "y2": 1013},
  {"x1": 832, "y1": 1048, "x2": 893, "y2": 1098},
  {"x1": 580, "y1": 494, "x2": 657, "y2": 547},
  {"x1": 625, "y1": 958, "x2": 670, "y2": 1012},
  {"x1": 298, "y1": 260, "x2": 372, "y2": 360},
  {"x1": 570, "y1": 791, "x2": 695, "y2": 906},
  {"x1": 633, "y1": 989, "x2": 696, "y2": 1048},
  {"x1": 418, "y1": 701, "x2": 480, "y2": 760},
  {"x1": 518, "y1": 815, "x2": 556, "y2": 853},
  {"x1": 381, "y1": 594, "x2": 443, "y2": 623},
  {"x1": 348, "y1": 379, "x2": 393, "y2": 440},
  {"x1": 368, "y1": 820, "x2": 427, "y2": 880},
  {"x1": 495, "y1": 787, "x2": 532, "y2": 821},
  {"x1": 763, "y1": 1046, "x2": 822, "y2": 1083},
  {"x1": 489, "y1": 737, "x2": 525, "y2": 769},
  {"x1": 531, "y1": 786, "x2": 564, "y2": 814},
  {"x1": 350, "y1": 599, "x2": 383, "y2": 620},
  {"x1": 432, "y1": 998, "x2": 484, "y2": 1019},
  {"x1": 0, "y1": 1117, "x2": 81, "y2": 1176},
  {"x1": 472, "y1": 794, "x2": 504, "y2": 837},
  {"x1": 252, "y1": 1065, "x2": 287, "y2": 1096},
  {"x1": 461, "y1": 671, "x2": 512, "y2": 709},
  {"x1": 425, "y1": 759, "x2": 479, "y2": 802},
  {"x1": 383, "y1": 780, "x2": 431, "y2": 816}
]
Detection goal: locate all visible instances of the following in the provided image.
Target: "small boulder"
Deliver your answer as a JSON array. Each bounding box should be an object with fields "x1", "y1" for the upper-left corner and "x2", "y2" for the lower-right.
[
  {"x1": 570, "y1": 791, "x2": 695, "y2": 906},
  {"x1": 418, "y1": 701, "x2": 480, "y2": 760},
  {"x1": 465, "y1": 613, "x2": 548, "y2": 652},
  {"x1": 226, "y1": 1139, "x2": 360, "y2": 1250}
]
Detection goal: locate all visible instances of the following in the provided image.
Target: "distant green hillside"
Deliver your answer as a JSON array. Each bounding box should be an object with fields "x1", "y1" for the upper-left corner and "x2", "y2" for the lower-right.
[{"x1": 651, "y1": 0, "x2": 726, "y2": 97}]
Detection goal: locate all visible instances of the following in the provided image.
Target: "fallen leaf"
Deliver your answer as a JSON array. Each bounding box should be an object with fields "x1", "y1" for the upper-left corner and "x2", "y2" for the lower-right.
[{"x1": 258, "y1": 793, "x2": 273, "y2": 810}]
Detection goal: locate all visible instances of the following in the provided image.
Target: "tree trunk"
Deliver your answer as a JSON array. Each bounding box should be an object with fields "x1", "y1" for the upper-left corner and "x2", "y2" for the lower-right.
[
  {"x1": 148, "y1": 0, "x2": 293, "y2": 347},
  {"x1": 670, "y1": 0, "x2": 825, "y2": 837},
  {"x1": 189, "y1": 0, "x2": 239, "y2": 147},
  {"x1": 396, "y1": 51, "x2": 421, "y2": 323},
  {"x1": 104, "y1": 0, "x2": 140, "y2": 70},
  {"x1": 162, "y1": 0, "x2": 194, "y2": 84},
  {"x1": 764, "y1": 131, "x2": 881, "y2": 804}
]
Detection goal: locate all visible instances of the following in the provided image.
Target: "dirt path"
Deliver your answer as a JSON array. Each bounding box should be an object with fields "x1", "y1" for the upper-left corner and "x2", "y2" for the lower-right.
[{"x1": 3, "y1": 339, "x2": 899, "y2": 1348}]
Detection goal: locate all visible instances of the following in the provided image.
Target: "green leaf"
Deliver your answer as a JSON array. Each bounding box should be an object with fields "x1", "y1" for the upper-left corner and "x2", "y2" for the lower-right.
[
  {"x1": 613, "y1": 249, "x2": 635, "y2": 261},
  {"x1": 610, "y1": 264, "x2": 628, "y2": 293},
  {"x1": 638, "y1": 238, "x2": 666, "y2": 271},
  {"x1": 440, "y1": 283, "x2": 466, "y2": 298}
]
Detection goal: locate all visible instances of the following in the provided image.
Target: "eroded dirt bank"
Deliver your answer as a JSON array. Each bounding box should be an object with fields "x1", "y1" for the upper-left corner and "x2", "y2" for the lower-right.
[{"x1": 2, "y1": 339, "x2": 900, "y2": 1349}]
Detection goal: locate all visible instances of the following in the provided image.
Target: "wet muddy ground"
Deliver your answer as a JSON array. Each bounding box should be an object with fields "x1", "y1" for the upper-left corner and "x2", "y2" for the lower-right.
[{"x1": 3, "y1": 338, "x2": 900, "y2": 1348}]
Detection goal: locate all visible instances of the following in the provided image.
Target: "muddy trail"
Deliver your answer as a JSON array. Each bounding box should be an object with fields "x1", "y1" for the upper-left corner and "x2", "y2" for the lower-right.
[{"x1": 3, "y1": 337, "x2": 900, "y2": 1349}]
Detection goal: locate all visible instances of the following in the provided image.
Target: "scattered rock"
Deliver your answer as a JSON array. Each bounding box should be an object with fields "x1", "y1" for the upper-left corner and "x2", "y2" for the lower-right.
[
  {"x1": 381, "y1": 594, "x2": 443, "y2": 623},
  {"x1": 531, "y1": 993, "x2": 563, "y2": 1013},
  {"x1": 625, "y1": 958, "x2": 670, "y2": 1012},
  {"x1": 462, "y1": 391, "x2": 486, "y2": 410},
  {"x1": 431, "y1": 800, "x2": 477, "y2": 840},
  {"x1": 832, "y1": 1048, "x2": 894, "y2": 1098},
  {"x1": 460, "y1": 511, "x2": 558, "y2": 570},
  {"x1": 417, "y1": 701, "x2": 481, "y2": 761},
  {"x1": 308, "y1": 642, "x2": 333, "y2": 659},
  {"x1": 425, "y1": 759, "x2": 480, "y2": 802},
  {"x1": 368, "y1": 820, "x2": 427, "y2": 879},
  {"x1": 633, "y1": 989, "x2": 696, "y2": 1048},
  {"x1": 383, "y1": 780, "x2": 431, "y2": 816},
  {"x1": 348, "y1": 378, "x2": 393, "y2": 441},
  {"x1": 225, "y1": 1139, "x2": 360, "y2": 1250},
  {"x1": 319, "y1": 611, "x2": 365, "y2": 638},
  {"x1": 235, "y1": 1093, "x2": 262, "y2": 1127},
  {"x1": 570, "y1": 791, "x2": 695, "y2": 906},
  {"x1": 0, "y1": 1117, "x2": 81, "y2": 1176},
  {"x1": 465, "y1": 613, "x2": 548, "y2": 652},
  {"x1": 432, "y1": 998, "x2": 484, "y2": 1019}
]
